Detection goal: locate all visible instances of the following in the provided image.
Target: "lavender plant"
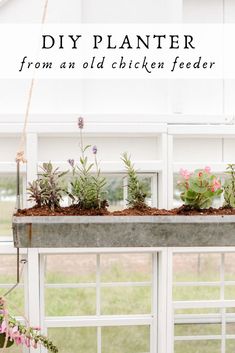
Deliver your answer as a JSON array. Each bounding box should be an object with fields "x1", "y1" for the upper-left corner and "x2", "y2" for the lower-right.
[
  {"x1": 68, "y1": 118, "x2": 107, "y2": 210},
  {"x1": 223, "y1": 164, "x2": 235, "y2": 208},
  {"x1": 121, "y1": 152, "x2": 148, "y2": 209},
  {"x1": 177, "y1": 166, "x2": 222, "y2": 209},
  {"x1": 27, "y1": 162, "x2": 68, "y2": 211}
]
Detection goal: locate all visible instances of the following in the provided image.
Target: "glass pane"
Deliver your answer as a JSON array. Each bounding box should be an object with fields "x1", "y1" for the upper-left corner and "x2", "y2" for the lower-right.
[
  {"x1": 1, "y1": 345, "x2": 25, "y2": 353},
  {"x1": 0, "y1": 255, "x2": 24, "y2": 283},
  {"x1": 225, "y1": 254, "x2": 235, "y2": 281},
  {"x1": 139, "y1": 176, "x2": 152, "y2": 206},
  {"x1": 175, "y1": 308, "x2": 220, "y2": 315},
  {"x1": 173, "y1": 286, "x2": 220, "y2": 301},
  {"x1": 225, "y1": 286, "x2": 235, "y2": 300},
  {"x1": 105, "y1": 175, "x2": 153, "y2": 210},
  {"x1": 173, "y1": 253, "x2": 221, "y2": 282},
  {"x1": 102, "y1": 326, "x2": 150, "y2": 353},
  {"x1": 101, "y1": 286, "x2": 151, "y2": 315},
  {"x1": 226, "y1": 340, "x2": 235, "y2": 353},
  {"x1": 48, "y1": 328, "x2": 97, "y2": 353},
  {"x1": 175, "y1": 340, "x2": 221, "y2": 353},
  {"x1": 175, "y1": 324, "x2": 221, "y2": 336},
  {"x1": 0, "y1": 175, "x2": 21, "y2": 236},
  {"x1": 45, "y1": 288, "x2": 96, "y2": 316},
  {"x1": 45, "y1": 254, "x2": 96, "y2": 283},
  {"x1": 105, "y1": 176, "x2": 124, "y2": 211},
  {"x1": 0, "y1": 255, "x2": 25, "y2": 312},
  {"x1": 226, "y1": 323, "x2": 235, "y2": 335},
  {"x1": 100, "y1": 254, "x2": 152, "y2": 282}
]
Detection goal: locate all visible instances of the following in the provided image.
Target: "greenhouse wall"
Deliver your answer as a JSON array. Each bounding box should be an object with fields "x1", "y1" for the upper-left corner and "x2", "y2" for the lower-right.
[{"x1": 1, "y1": 0, "x2": 235, "y2": 353}]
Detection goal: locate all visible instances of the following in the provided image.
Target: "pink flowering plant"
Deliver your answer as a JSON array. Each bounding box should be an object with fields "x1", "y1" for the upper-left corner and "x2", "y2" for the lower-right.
[
  {"x1": 0, "y1": 298, "x2": 58, "y2": 352},
  {"x1": 177, "y1": 166, "x2": 222, "y2": 209}
]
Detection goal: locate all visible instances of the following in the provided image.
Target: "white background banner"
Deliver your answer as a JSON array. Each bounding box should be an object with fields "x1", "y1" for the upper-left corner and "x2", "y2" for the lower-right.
[{"x1": 0, "y1": 24, "x2": 232, "y2": 79}]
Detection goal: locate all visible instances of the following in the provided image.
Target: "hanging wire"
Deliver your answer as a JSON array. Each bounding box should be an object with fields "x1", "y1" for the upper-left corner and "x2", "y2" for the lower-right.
[{"x1": 3, "y1": 254, "x2": 27, "y2": 298}]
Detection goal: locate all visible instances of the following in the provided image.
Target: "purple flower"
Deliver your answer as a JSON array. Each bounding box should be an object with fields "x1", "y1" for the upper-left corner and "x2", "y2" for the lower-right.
[
  {"x1": 78, "y1": 117, "x2": 84, "y2": 129},
  {"x1": 68, "y1": 159, "x2": 75, "y2": 167},
  {"x1": 92, "y1": 145, "x2": 98, "y2": 155}
]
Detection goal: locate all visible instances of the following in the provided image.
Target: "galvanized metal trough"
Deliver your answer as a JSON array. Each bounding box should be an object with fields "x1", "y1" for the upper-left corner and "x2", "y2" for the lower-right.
[{"x1": 12, "y1": 215, "x2": 235, "y2": 248}]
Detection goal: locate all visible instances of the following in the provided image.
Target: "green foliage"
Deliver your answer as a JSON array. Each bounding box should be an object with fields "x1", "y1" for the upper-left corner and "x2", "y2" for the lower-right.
[
  {"x1": 121, "y1": 152, "x2": 148, "y2": 209},
  {"x1": 223, "y1": 164, "x2": 235, "y2": 208},
  {"x1": 178, "y1": 167, "x2": 222, "y2": 210},
  {"x1": 27, "y1": 162, "x2": 68, "y2": 210}
]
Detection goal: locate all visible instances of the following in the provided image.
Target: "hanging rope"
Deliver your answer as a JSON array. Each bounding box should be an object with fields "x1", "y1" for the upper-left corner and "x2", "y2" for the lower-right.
[{"x1": 15, "y1": 0, "x2": 49, "y2": 163}]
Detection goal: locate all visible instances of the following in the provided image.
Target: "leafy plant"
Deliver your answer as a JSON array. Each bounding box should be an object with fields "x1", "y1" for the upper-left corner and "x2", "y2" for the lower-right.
[
  {"x1": 27, "y1": 162, "x2": 68, "y2": 210},
  {"x1": 223, "y1": 164, "x2": 235, "y2": 208},
  {"x1": 68, "y1": 118, "x2": 107, "y2": 210},
  {"x1": 177, "y1": 166, "x2": 222, "y2": 209},
  {"x1": 0, "y1": 297, "x2": 58, "y2": 352},
  {"x1": 121, "y1": 152, "x2": 148, "y2": 209}
]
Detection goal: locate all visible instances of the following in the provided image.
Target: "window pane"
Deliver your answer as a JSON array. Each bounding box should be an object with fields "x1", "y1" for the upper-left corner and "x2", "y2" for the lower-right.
[
  {"x1": 226, "y1": 323, "x2": 235, "y2": 335},
  {"x1": 175, "y1": 323, "x2": 221, "y2": 336},
  {"x1": 100, "y1": 254, "x2": 152, "y2": 282},
  {"x1": 102, "y1": 326, "x2": 150, "y2": 353},
  {"x1": 173, "y1": 253, "x2": 221, "y2": 282},
  {"x1": 225, "y1": 253, "x2": 235, "y2": 281},
  {"x1": 175, "y1": 340, "x2": 221, "y2": 353},
  {"x1": 173, "y1": 285, "x2": 220, "y2": 301},
  {"x1": 45, "y1": 288, "x2": 96, "y2": 316},
  {"x1": 101, "y1": 286, "x2": 151, "y2": 315},
  {"x1": 0, "y1": 255, "x2": 25, "y2": 312},
  {"x1": 45, "y1": 254, "x2": 96, "y2": 283},
  {"x1": 225, "y1": 286, "x2": 235, "y2": 300},
  {"x1": 227, "y1": 340, "x2": 235, "y2": 353},
  {"x1": 0, "y1": 175, "x2": 20, "y2": 236},
  {"x1": 105, "y1": 176, "x2": 124, "y2": 211},
  {"x1": 48, "y1": 328, "x2": 97, "y2": 353},
  {"x1": 1, "y1": 345, "x2": 25, "y2": 353},
  {"x1": 175, "y1": 308, "x2": 220, "y2": 315}
]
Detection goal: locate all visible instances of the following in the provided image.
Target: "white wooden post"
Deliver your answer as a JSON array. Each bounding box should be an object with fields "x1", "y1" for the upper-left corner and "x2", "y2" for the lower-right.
[
  {"x1": 158, "y1": 133, "x2": 168, "y2": 209},
  {"x1": 157, "y1": 249, "x2": 168, "y2": 353},
  {"x1": 27, "y1": 249, "x2": 41, "y2": 353}
]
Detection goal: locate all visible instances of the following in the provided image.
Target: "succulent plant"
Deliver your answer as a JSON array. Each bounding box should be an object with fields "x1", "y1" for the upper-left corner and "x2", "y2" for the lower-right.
[
  {"x1": 27, "y1": 162, "x2": 68, "y2": 211},
  {"x1": 121, "y1": 152, "x2": 148, "y2": 209},
  {"x1": 223, "y1": 164, "x2": 235, "y2": 208}
]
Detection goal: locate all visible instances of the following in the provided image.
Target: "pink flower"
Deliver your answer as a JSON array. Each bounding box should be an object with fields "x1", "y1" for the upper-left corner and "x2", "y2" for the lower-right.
[
  {"x1": 25, "y1": 337, "x2": 31, "y2": 347},
  {"x1": 32, "y1": 326, "x2": 41, "y2": 331},
  {"x1": 0, "y1": 320, "x2": 7, "y2": 333},
  {"x1": 180, "y1": 168, "x2": 192, "y2": 180},
  {"x1": 198, "y1": 171, "x2": 203, "y2": 177},
  {"x1": 9, "y1": 325, "x2": 18, "y2": 340},
  {"x1": 205, "y1": 166, "x2": 211, "y2": 174},
  {"x1": 14, "y1": 334, "x2": 24, "y2": 345},
  {"x1": 211, "y1": 178, "x2": 221, "y2": 192},
  {"x1": 32, "y1": 339, "x2": 38, "y2": 349}
]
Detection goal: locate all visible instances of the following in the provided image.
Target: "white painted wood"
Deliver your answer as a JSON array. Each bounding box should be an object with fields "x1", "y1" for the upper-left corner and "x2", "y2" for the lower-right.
[{"x1": 27, "y1": 249, "x2": 41, "y2": 353}]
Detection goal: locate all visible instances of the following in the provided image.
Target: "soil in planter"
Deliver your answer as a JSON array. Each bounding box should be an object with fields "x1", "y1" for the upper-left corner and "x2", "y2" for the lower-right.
[
  {"x1": 15, "y1": 204, "x2": 235, "y2": 216},
  {"x1": 15, "y1": 205, "x2": 110, "y2": 217}
]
